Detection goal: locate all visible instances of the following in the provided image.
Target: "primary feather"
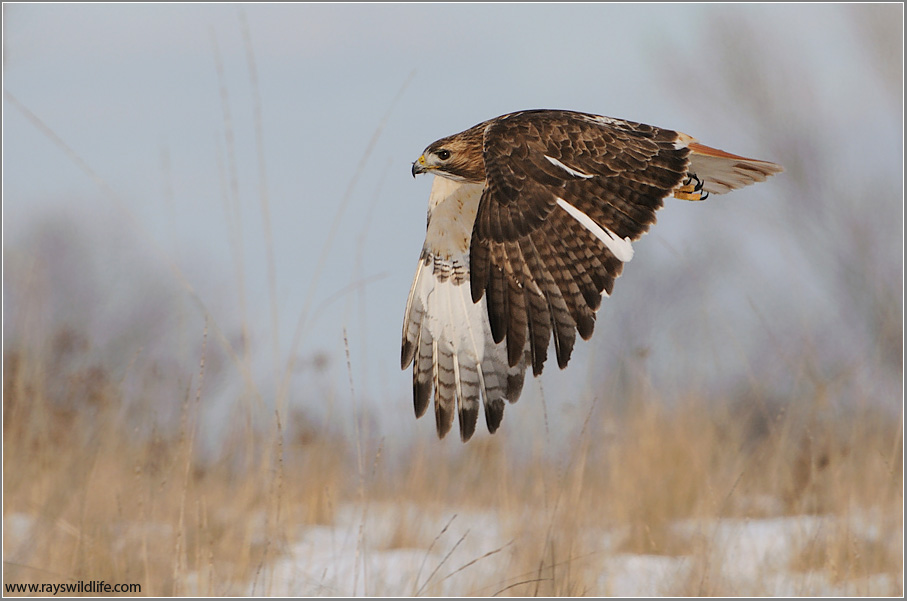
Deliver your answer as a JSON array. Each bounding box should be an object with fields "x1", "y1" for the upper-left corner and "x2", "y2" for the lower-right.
[{"x1": 401, "y1": 177, "x2": 526, "y2": 441}]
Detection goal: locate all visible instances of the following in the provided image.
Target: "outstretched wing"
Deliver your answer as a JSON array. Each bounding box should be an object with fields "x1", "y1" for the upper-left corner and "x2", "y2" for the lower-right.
[
  {"x1": 402, "y1": 177, "x2": 527, "y2": 441},
  {"x1": 469, "y1": 110, "x2": 692, "y2": 375}
]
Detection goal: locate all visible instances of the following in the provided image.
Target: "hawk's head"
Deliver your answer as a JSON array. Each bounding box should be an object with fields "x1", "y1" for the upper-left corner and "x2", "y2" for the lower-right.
[{"x1": 412, "y1": 124, "x2": 487, "y2": 183}]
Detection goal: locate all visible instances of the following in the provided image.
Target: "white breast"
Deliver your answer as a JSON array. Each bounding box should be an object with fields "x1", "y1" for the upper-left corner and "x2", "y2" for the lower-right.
[{"x1": 424, "y1": 177, "x2": 484, "y2": 260}]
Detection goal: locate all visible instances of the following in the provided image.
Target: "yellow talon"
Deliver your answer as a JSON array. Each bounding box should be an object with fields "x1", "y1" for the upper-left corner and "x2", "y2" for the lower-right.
[
  {"x1": 675, "y1": 190, "x2": 705, "y2": 201},
  {"x1": 675, "y1": 174, "x2": 709, "y2": 201}
]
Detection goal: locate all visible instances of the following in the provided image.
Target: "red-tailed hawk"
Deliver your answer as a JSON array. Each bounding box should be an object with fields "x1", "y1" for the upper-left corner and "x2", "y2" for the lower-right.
[{"x1": 401, "y1": 109, "x2": 783, "y2": 441}]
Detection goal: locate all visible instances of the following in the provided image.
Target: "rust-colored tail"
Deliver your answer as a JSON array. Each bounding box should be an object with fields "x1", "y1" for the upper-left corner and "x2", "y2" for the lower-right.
[{"x1": 686, "y1": 142, "x2": 783, "y2": 196}]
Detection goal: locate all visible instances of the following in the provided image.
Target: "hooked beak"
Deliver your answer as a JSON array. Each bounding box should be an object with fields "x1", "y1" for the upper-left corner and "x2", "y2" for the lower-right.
[{"x1": 411, "y1": 154, "x2": 428, "y2": 178}]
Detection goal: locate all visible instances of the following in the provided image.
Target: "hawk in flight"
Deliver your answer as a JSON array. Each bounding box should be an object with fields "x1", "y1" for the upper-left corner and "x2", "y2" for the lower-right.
[{"x1": 401, "y1": 109, "x2": 783, "y2": 441}]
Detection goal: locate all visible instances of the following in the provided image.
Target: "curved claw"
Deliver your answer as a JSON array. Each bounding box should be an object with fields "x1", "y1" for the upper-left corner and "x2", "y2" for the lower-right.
[{"x1": 677, "y1": 173, "x2": 709, "y2": 201}]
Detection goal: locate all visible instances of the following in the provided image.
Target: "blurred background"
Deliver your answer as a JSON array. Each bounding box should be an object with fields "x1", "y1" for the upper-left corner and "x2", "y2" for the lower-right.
[
  {"x1": 4, "y1": 2, "x2": 901, "y2": 447},
  {"x1": 3, "y1": 4, "x2": 902, "y2": 595}
]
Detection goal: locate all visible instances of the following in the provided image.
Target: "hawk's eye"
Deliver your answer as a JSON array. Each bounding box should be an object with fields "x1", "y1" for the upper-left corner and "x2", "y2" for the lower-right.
[{"x1": 436, "y1": 149, "x2": 451, "y2": 161}]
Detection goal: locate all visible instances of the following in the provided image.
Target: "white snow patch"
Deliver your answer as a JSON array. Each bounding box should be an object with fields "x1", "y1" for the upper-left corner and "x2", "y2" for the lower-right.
[
  {"x1": 242, "y1": 503, "x2": 513, "y2": 596},
  {"x1": 598, "y1": 554, "x2": 691, "y2": 596}
]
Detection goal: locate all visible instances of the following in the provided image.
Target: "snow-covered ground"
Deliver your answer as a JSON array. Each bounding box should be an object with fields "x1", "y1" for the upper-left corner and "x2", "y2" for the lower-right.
[
  {"x1": 228, "y1": 503, "x2": 901, "y2": 597},
  {"x1": 4, "y1": 505, "x2": 900, "y2": 596}
]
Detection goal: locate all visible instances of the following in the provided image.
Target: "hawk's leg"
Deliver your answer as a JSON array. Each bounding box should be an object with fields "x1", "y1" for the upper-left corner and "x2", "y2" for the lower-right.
[{"x1": 675, "y1": 173, "x2": 710, "y2": 201}]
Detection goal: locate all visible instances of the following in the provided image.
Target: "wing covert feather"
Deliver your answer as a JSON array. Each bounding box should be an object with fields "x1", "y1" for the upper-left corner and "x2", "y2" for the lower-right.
[{"x1": 470, "y1": 110, "x2": 690, "y2": 373}]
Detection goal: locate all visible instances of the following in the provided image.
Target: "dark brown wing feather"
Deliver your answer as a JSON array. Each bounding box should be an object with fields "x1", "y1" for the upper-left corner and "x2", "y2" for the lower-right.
[{"x1": 470, "y1": 110, "x2": 690, "y2": 374}]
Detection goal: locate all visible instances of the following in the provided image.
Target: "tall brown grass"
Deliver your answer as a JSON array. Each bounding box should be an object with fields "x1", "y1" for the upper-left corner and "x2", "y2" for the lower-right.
[{"x1": 3, "y1": 327, "x2": 901, "y2": 596}]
